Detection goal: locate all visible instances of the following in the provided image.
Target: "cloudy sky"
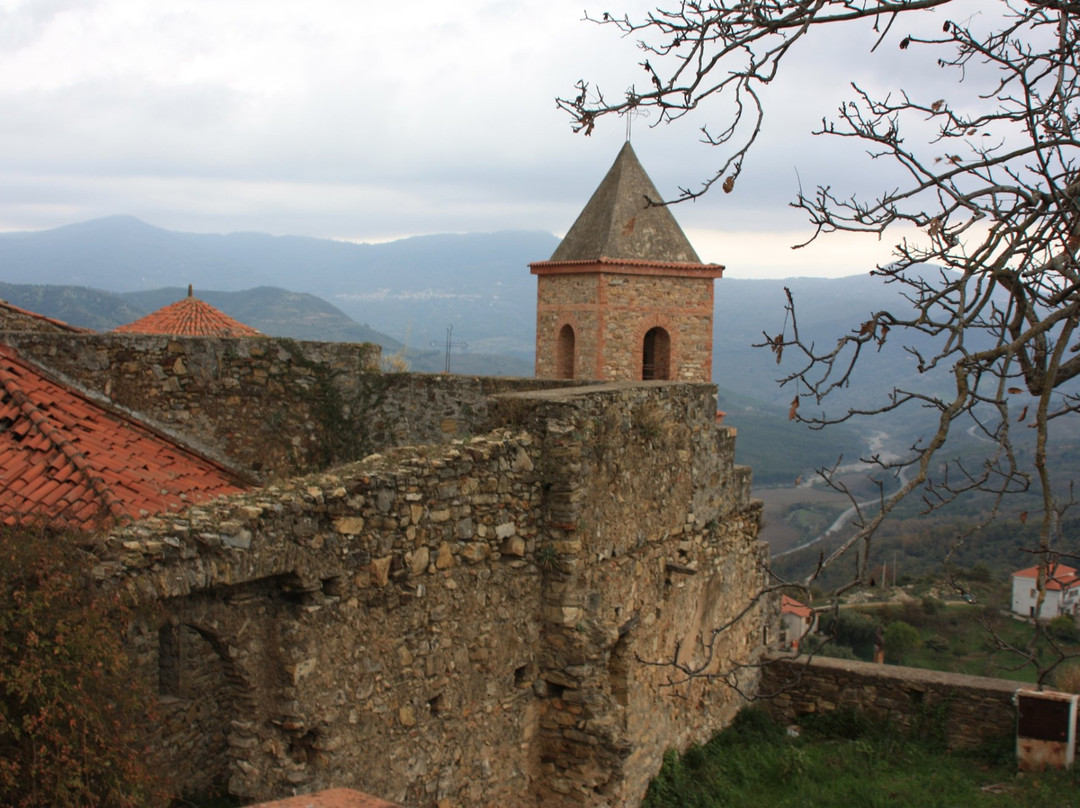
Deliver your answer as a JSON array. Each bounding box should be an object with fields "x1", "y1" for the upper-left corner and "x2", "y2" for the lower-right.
[{"x1": 0, "y1": 0, "x2": 968, "y2": 278}]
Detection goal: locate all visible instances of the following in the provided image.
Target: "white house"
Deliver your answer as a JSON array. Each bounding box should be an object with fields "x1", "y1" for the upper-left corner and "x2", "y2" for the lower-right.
[
  {"x1": 780, "y1": 595, "x2": 816, "y2": 650},
  {"x1": 1011, "y1": 564, "x2": 1080, "y2": 619}
]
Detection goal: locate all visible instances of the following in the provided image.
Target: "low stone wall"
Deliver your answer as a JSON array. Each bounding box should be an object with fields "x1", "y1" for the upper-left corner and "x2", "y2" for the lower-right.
[{"x1": 761, "y1": 653, "x2": 1020, "y2": 747}]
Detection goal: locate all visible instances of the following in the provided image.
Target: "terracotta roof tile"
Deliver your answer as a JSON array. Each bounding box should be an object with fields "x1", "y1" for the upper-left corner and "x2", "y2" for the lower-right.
[
  {"x1": 1012, "y1": 563, "x2": 1080, "y2": 591},
  {"x1": 246, "y1": 788, "x2": 405, "y2": 808},
  {"x1": 781, "y1": 595, "x2": 813, "y2": 618},
  {"x1": 0, "y1": 344, "x2": 248, "y2": 530},
  {"x1": 114, "y1": 286, "x2": 260, "y2": 337}
]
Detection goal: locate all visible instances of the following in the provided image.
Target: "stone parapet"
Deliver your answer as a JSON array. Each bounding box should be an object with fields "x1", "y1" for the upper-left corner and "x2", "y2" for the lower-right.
[{"x1": 761, "y1": 653, "x2": 1020, "y2": 747}]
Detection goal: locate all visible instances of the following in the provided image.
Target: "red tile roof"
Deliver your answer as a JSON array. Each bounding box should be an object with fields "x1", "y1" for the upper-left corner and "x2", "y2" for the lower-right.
[
  {"x1": 0, "y1": 344, "x2": 247, "y2": 530},
  {"x1": 114, "y1": 286, "x2": 260, "y2": 337},
  {"x1": 1012, "y1": 563, "x2": 1080, "y2": 591},
  {"x1": 781, "y1": 595, "x2": 813, "y2": 618},
  {"x1": 246, "y1": 789, "x2": 404, "y2": 808}
]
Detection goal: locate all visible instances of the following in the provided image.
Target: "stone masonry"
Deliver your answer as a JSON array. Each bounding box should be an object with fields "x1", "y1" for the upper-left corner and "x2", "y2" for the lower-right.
[
  {"x1": 533, "y1": 270, "x2": 718, "y2": 382},
  {"x1": 59, "y1": 339, "x2": 767, "y2": 807},
  {"x1": 762, "y1": 654, "x2": 1019, "y2": 748}
]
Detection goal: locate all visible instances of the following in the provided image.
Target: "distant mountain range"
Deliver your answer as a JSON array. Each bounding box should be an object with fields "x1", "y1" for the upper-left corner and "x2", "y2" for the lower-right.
[
  {"x1": 0, "y1": 215, "x2": 553, "y2": 360},
  {"x1": 0, "y1": 215, "x2": 1030, "y2": 483}
]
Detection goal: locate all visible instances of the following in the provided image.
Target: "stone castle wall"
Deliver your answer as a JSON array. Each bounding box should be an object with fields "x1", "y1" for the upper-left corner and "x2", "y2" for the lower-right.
[
  {"x1": 761, "y1": 654, "x2": 1019, "y2": 747},
  {"x1": 90, "y1": 380, "x2": 765, "y2": 807},
  {"x1": 2, "y1": 332, "x2": 574, "y2": 480}
]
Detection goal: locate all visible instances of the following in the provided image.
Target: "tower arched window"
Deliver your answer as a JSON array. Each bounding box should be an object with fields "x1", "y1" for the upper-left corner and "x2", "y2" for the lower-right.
[
  {"x1": 642, "y1": 327, "x2": 671, "y2": 380},
  {"x1": 556, "y1": 324, "x2": 575, "y2": 379}
]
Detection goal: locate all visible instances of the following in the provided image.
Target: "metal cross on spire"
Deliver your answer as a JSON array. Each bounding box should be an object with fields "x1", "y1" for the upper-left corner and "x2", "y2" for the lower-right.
[{"x1": 621, "y1": 90, "x2": 649, "y2": 141}]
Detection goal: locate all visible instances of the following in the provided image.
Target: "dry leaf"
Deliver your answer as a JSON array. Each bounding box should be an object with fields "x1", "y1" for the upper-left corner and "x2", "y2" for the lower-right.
[
  {"x1": 931, "y1": 99, "x2": 945, "y2": 112},
  {"x1": 1017, "y1": 405, "x2": 1028, "y2": 423},
  {"x1": 1008, "y1": 387, "x2": 1023, "y2": 394},
  {"x1": 788, "y1": 396, "x2": 800, "y2": 421},
  {"x1": 1019, "y1": 511, "x2": 1028, "y2": 524},
  {"x1": 723, "y1": 175, "x2": 735, "y2": 193}
]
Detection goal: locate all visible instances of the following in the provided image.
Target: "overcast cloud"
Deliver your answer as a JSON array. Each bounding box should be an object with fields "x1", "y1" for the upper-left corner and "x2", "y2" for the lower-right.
[{"x1": 0, "y1": 0, "x2": 975, "y2": 279}]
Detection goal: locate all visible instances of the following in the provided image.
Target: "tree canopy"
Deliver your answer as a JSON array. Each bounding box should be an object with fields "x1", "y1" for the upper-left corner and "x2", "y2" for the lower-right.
[{"x1": 562, "y1": 0, "x2": 1080, "y2": 680}]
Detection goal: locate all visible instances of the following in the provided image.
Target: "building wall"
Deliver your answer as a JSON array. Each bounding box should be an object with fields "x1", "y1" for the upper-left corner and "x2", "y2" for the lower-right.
[
  {"x1": 1008, "y1": 577, "x2": 1080, "y2": 618},
  {"x1": 535, "y1": 274, "x2": 601, "y2": 380},
  {"x1": 2, "y1": 333, "x2": 576, "y2": 480},
  {"x1": 92, "y1": 381, "x2": 765, "y2": 808},
  {"x1": 762, "y1": 654, "x2": 1019, "y2": 747},
  {"x1": 535, "y1": 271, "x2": 715, "y2": 383}
]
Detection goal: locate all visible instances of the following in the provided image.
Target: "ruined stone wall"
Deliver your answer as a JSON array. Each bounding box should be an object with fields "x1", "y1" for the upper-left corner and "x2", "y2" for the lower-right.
[
  {"x1": 2, "y1": 332, "x2": 573, "y2": 480},
  {"x1": 96, "y1": 382, "x2": 764, "y2": 808},
  {"x1": 491, "y1": 382, "x2": 763, "y2": 804},
  {"x1": 0, "y1": 304, "x2": 84, "y2": 333},
  {"x1": 4, "y1": 332, "x2": 381, "y2": 477},
  {"x1": 761, "y1": 654, "x2": 1019, "y2": 747}
]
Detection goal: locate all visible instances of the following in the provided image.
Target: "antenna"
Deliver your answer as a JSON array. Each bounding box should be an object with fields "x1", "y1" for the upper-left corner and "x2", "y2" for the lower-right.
[{"x1": 429, "y1": 325, "x2": 467, "y2": 374}]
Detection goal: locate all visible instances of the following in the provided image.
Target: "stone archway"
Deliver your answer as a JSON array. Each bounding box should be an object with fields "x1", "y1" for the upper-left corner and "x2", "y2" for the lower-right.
[{"x1": 156, "y1": 621, "x2": 242, "y2": 799}]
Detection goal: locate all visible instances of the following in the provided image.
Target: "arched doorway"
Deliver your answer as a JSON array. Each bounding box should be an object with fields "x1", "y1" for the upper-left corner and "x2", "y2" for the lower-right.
[
  {"x1": 642, "y1": 327, "x2": 670, "y2": 380},
  {"x1": 556, "y1": 324, "x2": 575, "y2": 379}
]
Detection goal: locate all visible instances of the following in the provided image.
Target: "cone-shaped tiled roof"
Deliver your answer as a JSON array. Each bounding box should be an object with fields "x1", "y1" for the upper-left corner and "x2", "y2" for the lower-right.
[
  {"x1": 549, "y1": 141, "x2": 700, "y2": 264},
  {"x1": 0, "y1": 344, "x2": 248, "y2": 530},
  {"x1": 114, "y1": 286, "x2": 261, "y2": 337}
]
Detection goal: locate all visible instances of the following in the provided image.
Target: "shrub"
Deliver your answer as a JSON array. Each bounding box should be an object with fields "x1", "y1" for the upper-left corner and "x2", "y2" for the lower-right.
[
  {"x1": 817, "y1": 610, "x2": 881, "y2": 660},
  {"x1": 0, "y1": 527, "x2": 165, "y2": 807},
  {"x1": 883, "y1": 621, "x2": 923, "y2": 664},
  {"x1": 1052, "y1": 661, "x2": 1080, "y2": 694},
  {"x1": 1047, "y1": 615, "x2": 1080, "y2": 643}
]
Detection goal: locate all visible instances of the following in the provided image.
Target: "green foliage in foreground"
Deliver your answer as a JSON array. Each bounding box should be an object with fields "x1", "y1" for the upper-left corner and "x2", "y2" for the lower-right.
[
  {"x1": 643, "y1": 707, "x2": 1077, "y2": 808},
  {"x1": 0, "y1": 528, "x2": 166, "y2": 807}
]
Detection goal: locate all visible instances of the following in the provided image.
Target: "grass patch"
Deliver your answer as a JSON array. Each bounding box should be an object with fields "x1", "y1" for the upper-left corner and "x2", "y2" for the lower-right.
[{"x1": 643, "y1": 707, "x2": 1077, "y2": 808}]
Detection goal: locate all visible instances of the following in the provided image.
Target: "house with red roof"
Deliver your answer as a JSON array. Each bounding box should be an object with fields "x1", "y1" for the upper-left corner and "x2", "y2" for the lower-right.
[
  {"x1": 780, "y1": 595, "x2": 815, "y2": 650},
  {"x1": 114, "y1": 285, "x2": 261, "y2": 337},
  {"x1": 0, "y1": 343, "x2": 248, "y2": 531},
  {"x1": 1011, "y1": 563, "x2": 1080, "y2": 619}
]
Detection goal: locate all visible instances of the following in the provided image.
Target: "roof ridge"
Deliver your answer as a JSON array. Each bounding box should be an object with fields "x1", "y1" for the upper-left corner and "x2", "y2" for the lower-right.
[
  {"x1": 0, "y1": 349, "x2": 127, "y2": 525},
  {"x1": 0, "y1": 299, "x2": 92, "y2": 333}
]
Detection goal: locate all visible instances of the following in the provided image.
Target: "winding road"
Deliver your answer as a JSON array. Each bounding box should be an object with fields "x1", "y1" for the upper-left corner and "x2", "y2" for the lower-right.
[{"x1": 772, "y1": 432, "x2": 910, "y2": 560}]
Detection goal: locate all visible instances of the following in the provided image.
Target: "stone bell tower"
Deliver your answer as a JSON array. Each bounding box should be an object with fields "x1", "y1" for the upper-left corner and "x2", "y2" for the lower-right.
[{"x1": 531, "y1": 141, "x2": 723, "y2": 382}]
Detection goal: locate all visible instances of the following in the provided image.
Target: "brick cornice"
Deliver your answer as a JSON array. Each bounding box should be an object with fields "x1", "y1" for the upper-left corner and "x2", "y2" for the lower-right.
[{"x1": 530, "y1": 257, "x2": 724, "y2": 279}]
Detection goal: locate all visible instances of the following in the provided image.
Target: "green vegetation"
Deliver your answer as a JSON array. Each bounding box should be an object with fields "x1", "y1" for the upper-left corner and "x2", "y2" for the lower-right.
[
  {"x1": 0, "y1": 528, "x2": 165, "y2": 807},
  {"x1": 811, "y1": 600, "x2": 1080, "y2": 684},
  {"x1": 643, "y1": 707, "x2": 1072, "y2": 808}
]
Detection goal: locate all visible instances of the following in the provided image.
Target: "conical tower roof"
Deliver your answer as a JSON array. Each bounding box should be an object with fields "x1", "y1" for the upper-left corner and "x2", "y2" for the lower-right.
[
  {"x1": 114, "y1": 286, "x2": 261, "y2": 337},
  {"x1": 549, "y1": 141, "x2": 700, "y2": 264}
]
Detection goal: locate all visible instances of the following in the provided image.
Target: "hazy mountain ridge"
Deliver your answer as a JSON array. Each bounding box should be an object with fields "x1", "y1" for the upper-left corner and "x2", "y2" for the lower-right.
[
  {"x1": 0, "y1": 215, "x2": 1050, "y2": 485},
  {"x1": 0, "y1": 216, "x2": 555, "y2": 357}
]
